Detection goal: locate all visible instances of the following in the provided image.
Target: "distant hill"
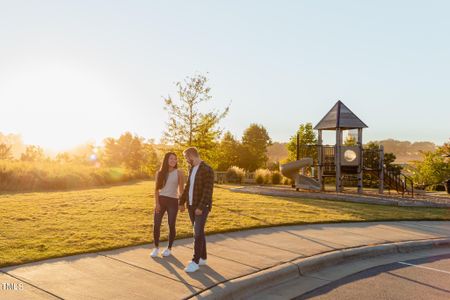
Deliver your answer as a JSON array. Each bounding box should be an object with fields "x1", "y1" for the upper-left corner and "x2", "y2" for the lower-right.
[
  {"x1": 267, "y1": 142, "x2": 289, "y2": 162},
  {"x1": 373, "y1": 139, "x2": 436, "y2": 164},
  {"x1": 267, "y1": 139, "x2": 437, "y2": 164}
]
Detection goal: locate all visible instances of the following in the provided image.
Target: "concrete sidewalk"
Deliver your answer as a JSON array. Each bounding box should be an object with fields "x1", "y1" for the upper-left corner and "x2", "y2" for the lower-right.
[{"x1": 1, "y1": 221, "x2": 449, "y2": 300}]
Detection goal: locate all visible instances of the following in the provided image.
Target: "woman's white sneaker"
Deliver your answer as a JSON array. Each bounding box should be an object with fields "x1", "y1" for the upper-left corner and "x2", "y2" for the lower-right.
[
  {"x1": 199, "y1": 258, "x2": 207, "y2": 266},
  {"x1": 150, "y1": 248, "x2": 159, "y2": 257},
  {"x1": 184, "y1": 261, "x2": 199, "y2": 273},
  {"x1": 161, "y1": 248, "x2": 172, "y2": 257}
]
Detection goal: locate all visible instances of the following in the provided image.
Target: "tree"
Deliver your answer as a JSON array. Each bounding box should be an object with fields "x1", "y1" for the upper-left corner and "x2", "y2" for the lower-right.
[
  {"x1": 69, "y1": 143, "x2": 97, "y2": 165},
  {"x1": 240, "y1": 124, "x2": 272, "y2": 171},
  {"x1": 439, "y1": 141, "x2": 450, "y2": 157},
  {"x1": 142, "y1": 142, "x2": 159, "y2": 176},
  {"x1": 0, "y1": 132, "x2": 26, "y2": 158},
  {"x1": 363, "y1": 141, "x2": 403, "y2": 187},
  {"x1": 344, "y1": 134, "x2": 357, "y2": 146},
  {"x1": 20, "y1": 145, "x2": 45, "y2": 162},
  {"x1": 162, "y1": 74, "x2": 229, "y2": 164},
  {"x1": 216, "y1": 131, "x2": 241, "y2": 171},
  {"x1": 103, "y1": 138, "x2": 121, "y2": 166},
  {"x1": 103, "y1": 132, "x2": 146, "y2": 170},
  {"x1": 56, "y1": 152, "x2": 72, "y2": 163},
  {"x1": 384, "y1": 152, "x2": 402, "y2": 175},
  {"x1": 287, "y1": 123, "x2": 317, "y2": 161},
  {"x1": 121, "y1": 133, "x2": 145, "y2": 170},
  {"x1": 0, "y1": 143, "x2": 13, "y2": 160},
  {"x1": 409, "y1": 141, "x2": 450, "y2": 190}
]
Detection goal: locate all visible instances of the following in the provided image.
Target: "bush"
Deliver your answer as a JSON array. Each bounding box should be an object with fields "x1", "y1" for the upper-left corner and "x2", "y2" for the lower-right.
[
  {"x1": 255, "y1": 175, "x2": 264, "y2": 184},
  {"x1": 271, "y1": 171, "x2": 282, "y2": 184},
  {"x1": 0, "y1": 160, "x2": 147, "y2": 192},
  {"x1": 267, "y1": 161, "x2": 280, "y2": 171},
  {"x1": 409, "y1": 143, "x2": 450, "y2": 191},
  {"x1": 282, "y1": 176, "x2": 293, "y2": 185},
  {"x1": 226, "y1": 166, "x2": 245, "y2": 183},
  {"x1": 255, "y1": 168, "x2": 271, "y2": 185},
  {"x1": 434, "y1": 184, "x2": 446, "y2": 192}
]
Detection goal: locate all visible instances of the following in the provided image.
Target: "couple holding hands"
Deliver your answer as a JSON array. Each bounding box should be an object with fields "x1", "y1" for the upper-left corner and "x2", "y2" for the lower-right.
[{"x1": 151, "y1": 147, "x2": 214, "y2": 273}]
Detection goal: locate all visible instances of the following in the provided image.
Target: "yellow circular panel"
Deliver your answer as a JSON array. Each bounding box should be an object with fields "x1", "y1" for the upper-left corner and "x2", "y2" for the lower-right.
[{"x1": 344, "y1": 149, "x2": 357, "y2": 162}]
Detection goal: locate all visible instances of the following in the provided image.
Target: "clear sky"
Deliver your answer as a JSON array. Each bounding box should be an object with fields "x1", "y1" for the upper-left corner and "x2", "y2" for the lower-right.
[{"x1": 0, "y1": 0, "x2": 449, "y2": 151}]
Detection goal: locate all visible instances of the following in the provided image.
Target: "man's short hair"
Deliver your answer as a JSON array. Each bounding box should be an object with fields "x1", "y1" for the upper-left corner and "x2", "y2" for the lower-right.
[{"x1": 183, "y1": 147, "x2": 199, "y2": 157}]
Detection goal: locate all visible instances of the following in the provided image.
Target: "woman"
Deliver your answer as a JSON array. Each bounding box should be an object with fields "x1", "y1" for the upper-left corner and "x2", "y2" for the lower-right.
[{"x1": 151, "y1": 152, "x2": 185, "y2": 257}]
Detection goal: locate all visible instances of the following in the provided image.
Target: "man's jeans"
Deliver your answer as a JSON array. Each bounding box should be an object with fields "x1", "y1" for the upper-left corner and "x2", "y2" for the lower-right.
[{"x1": 188, "y1": 205, "x2": 209, "y2": 264}]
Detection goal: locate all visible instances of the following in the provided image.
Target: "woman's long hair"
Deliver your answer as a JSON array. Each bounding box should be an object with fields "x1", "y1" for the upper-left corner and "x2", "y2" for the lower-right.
[{"x1": 156, "y1": 152, "x2": 178, "y2": 190}]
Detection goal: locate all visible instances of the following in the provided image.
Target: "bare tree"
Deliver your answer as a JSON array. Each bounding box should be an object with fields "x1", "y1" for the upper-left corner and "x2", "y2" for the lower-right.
[{"x1": 162, "y1": 74, "x2": 229, "y2": 161}]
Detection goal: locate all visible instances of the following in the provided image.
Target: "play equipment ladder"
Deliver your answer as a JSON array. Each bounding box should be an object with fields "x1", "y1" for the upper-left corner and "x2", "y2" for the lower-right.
[{"x1": 366, "y1": 169, "x2": 414, "y2": 197}]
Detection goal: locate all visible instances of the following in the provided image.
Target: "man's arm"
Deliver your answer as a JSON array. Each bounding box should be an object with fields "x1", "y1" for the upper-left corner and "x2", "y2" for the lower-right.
[
  {"x1": 197, "y1": 166, "x2": 214, "y2": 211},
  {"x1": 177, "y1": 170, "x2": 185, "y2": 197}
]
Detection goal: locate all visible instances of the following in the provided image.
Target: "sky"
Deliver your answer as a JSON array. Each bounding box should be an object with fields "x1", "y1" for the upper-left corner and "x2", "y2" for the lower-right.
[{"x1": 0, "y1": 0, "x2": 449, "y2": 151}]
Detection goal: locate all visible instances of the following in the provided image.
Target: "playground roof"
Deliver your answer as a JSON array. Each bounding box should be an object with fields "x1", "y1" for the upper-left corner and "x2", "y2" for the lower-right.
[{"x1": 314, "y1": 100, "x2": 368, "y2": 130}]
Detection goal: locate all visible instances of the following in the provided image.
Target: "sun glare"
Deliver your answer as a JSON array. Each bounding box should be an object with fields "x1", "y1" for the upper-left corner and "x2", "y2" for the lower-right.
[{"x1": 1, "y1": 61, "x2": 120, "y2": 151}]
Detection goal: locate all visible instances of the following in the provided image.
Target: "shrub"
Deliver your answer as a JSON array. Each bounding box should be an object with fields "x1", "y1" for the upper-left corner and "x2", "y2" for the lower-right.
[
  {"x1": 0, "y1": 160, "x2": 147, "y2": 192},
  {"x1": 434, "y1": 184, "x2": 446, "y2": 192},
  {"x1": 226, "y1": 166, "x2": 245, "y2": 183},
  {"x1": 267, "y1": 161, "x2": 280, "y2": 171},
  {"x1": 271, "y1": 171, "x2": 282, "y2": 184},
  {"x1": 255, "y1": 168, "x2": 271, "y2": 185},
  {"x1": 282, "y1": 176, "x2": 293, "y2": 185}
]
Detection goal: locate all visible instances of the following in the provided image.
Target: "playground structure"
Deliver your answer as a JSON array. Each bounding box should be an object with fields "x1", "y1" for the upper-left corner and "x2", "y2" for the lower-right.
[
  {"x1": 280, "y1": 158, "x2": 321, "y2": 191},
  {"x1": 280, "y1": 101, "x2": 414, "y2": 196}
]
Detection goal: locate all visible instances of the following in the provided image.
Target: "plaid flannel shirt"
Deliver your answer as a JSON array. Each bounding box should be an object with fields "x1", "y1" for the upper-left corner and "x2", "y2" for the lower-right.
[{"x1": 179, "y1": 161, "x2": 214, "y2": 211}]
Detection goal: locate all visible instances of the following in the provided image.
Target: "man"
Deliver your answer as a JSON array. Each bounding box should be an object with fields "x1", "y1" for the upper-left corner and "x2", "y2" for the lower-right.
[{"x1": 179, "y1": 147, "x2": 214, "y2": 273}]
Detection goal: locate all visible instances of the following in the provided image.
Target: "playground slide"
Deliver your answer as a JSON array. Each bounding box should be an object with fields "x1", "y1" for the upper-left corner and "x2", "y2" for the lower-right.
[
  {"x1": 280, "y1": 158, "x2": 321, "y2": 191},
  {"x1": 296, "y1": 174, "x2": 321, "y2": 191}
]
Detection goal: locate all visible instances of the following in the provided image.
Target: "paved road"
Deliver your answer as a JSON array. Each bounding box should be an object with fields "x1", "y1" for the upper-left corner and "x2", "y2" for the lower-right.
[{"x1": 298, "y1": 254, "x2": 450, "y2": 300}]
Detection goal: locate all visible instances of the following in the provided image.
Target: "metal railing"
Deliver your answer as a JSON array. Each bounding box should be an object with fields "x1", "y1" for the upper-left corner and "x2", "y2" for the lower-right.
[{"x1": 383, "y1": 169, "x2": 414, "y2": 197}]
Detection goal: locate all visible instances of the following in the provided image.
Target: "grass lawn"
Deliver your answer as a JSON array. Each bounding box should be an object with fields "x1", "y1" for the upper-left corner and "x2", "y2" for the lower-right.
[{"x1": 1, "y1": 180, "x2": 449, "y2": 268}]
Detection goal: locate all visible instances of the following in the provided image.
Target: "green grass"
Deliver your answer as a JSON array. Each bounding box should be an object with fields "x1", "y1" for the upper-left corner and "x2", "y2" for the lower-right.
[{"x1": 1, "y1": 180, "x2": 449, "y2": 268}]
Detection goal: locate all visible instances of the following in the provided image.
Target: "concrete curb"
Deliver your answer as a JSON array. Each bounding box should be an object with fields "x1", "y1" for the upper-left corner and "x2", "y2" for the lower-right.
[
  {"x1": 192, "y1": 237, "x2": 450, "y2": 300},
  {"x1": 196, "y1": 262, "x2": 299, "y2": 299},
  {"x1": 230, "y1": 186, "x2": 450, "y2": 208}
]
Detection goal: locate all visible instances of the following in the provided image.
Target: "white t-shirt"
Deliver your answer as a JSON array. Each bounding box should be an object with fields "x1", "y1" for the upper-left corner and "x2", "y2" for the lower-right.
[
  {"x1": 159, "y1": 170, "x2": 179, "y2": 199},
  {"x1": 188, "y1": 164, "x2": 200, "y2": 206}
]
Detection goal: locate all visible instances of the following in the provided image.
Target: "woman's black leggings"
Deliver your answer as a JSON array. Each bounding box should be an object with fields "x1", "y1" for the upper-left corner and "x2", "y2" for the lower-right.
[{"x1": 153, "y1": 195, "x2": 178, "y2": 248}]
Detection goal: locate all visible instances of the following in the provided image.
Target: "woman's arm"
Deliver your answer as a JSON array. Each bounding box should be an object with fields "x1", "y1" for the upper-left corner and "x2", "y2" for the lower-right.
[{"x1": 154, "y1": 171, "x2": 160, "y2": 212}]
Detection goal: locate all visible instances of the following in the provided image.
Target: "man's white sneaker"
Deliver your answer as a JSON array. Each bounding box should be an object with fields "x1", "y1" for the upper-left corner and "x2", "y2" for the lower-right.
[
  {"x1": 150, "y1": 248, "x2": 159, "y2": 258},
  {"x1": 161, "y1": 248, "x2": 172, "y2": 257},
  {"x1": 199, "y1": 258, "x2": 207, "y2": 266},
  {"x1": 184, "y1": 261, "x2": 199, "y2": 273}
]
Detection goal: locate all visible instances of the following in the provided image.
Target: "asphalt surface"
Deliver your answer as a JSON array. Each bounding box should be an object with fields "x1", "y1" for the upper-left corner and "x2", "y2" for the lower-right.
[{"x1": 298, "y1": 254, "x2": 450, "y2": 300}]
